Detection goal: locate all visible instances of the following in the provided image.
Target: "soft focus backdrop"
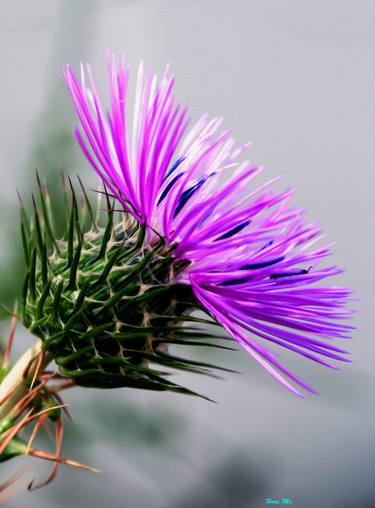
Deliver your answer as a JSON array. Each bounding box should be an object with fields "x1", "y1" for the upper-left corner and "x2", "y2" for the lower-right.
[{"x1": 0, "y1": 1, "x2": 374, "y2": 507}]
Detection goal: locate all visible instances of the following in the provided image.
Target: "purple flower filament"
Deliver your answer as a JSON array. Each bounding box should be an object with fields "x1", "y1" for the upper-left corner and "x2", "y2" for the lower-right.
[{"x1": 64, "y1": 54, "x2": 353, "y2": 397}]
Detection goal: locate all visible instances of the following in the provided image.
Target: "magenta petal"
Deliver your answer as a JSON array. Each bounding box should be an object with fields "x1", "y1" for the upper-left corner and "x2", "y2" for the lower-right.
[{"x1": 65, "y1": 54, "x2": 354, "y2": 396}]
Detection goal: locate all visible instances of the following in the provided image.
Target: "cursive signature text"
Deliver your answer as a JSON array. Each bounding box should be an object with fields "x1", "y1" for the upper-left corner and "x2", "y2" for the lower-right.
[{"x1": 264, "y1": 498, "x2": 293, "y2": 505}]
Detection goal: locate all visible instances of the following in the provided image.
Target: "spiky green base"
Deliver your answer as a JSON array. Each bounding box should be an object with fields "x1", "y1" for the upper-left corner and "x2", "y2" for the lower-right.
[{"x1": 20, "y1": 176, "x2": 231, "y2": 396}]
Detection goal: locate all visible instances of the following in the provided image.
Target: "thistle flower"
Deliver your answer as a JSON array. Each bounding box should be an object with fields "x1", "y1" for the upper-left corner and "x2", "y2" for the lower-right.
[
  {"x1": 61, "y1": 55, "x2": 353, "y2": 397},
  {"x1": 0, "y1": 56, "x2": 354, "y2": 494}
]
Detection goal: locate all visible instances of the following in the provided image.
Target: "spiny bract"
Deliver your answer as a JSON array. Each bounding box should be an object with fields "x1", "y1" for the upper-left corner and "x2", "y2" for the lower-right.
[{"x1": 21, "y1": 175, "x2": 231, "y2": 395}]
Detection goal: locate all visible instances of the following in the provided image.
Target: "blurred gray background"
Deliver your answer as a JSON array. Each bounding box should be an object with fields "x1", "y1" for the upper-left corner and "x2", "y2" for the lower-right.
[{"x1": 0, "y1": 1, "x2": 374, "y2": 507}]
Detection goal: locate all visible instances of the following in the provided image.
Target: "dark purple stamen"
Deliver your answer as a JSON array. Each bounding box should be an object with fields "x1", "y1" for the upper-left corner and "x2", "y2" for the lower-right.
[
  {"x1": 259, "y1": 240, "x2": 273, "y2": 251},
  {"x1": 173, "y1": 176, "x2": 208, "y2": 217},
  {"x1": 270, "y1": 267, "x2": 310, "y2": 279},
  {"x1": 215, "y1": 220, "x2": 252, "y2": 241},
  {"x1": 164, "y1": 156, "x2": 185, "y2": 181},
  {"x1": 157, "y1": 172, "x2": 184, "y2": 205},
  {"x1": 219, "y1": 276, "x2": 252, "y2": 286},
  {"x1": 241, "y1": 256, "x2": 285, "y2": 270}
]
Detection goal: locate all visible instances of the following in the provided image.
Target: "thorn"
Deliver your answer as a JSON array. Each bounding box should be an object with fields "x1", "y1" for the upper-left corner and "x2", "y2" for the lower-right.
[
  {"x1": 27, "y1": 417, "x2": 64, "y2": 491},
  {"x1": 0, "y1": 467, "x2": 27, "y2": 493},
  {"x1": 61, "y1": 171, "x2": 70, "y2": 224},
  {"x1": 22, "y1": 350, "x2": 50, "y2": 382},
  {"x1": 25, "y1": 413, "x2": 48, "y2": 456},
  {"x1": 28, "y1": 247, "x2": 37, "y2": 302},
  {"x1": 0, "y1": 409, "x2": 33, "y2": 455},
  {"x1": 67, "y1": 235, "x2": 83, "y2": 290},
  {"x1": 29, "y1": 350, "x2": 45, "y2": 391},
  {"x1": 4, "y1": 302, "x2": 18, "y2": 366},
  {"x1": 15, "y1": 373, "x2": 55, "y2": 419},
  {"x1": 35, "y1": 171, "x2": 60, "y2": 254},
  {"x1": 38, "y1": 371, "x2": 68, "y2": 381},
  {"x1": 35, "y1": 279, "x2": 52, "y2": 320},
  {"x1": 0, "y1": 303, "x2": 21, "y2": 321},
  {"x1": 41, "y1": 418, "x2": 55, "y2": 442},
  {"x1": 51, "y1": 391, "x2": 74, "y2": 421},
  {"x1": 28, "y1": 448, "x2": 102, "y2": 474},
  {"x1": 0, "y1": 467, "x2": 28, "y2": 504},
  {"x1": 95, "y1": 182, "x2": 104, "y2": 225},
  {"x1": 35, "y1": 169, "x2": 42, "y2": 190},
  {"x1": 91, "y1": 188, "x2": 117, "y2": 199},
  {"x1": 16, "y1": 188, "x2": 25, "y2": 208},
  {"x1": 77, "y1": 174, "x2": 96, "y2": 229},
  {"x1": 26, "y1": 404, "x2": 67, "y2": 425}
]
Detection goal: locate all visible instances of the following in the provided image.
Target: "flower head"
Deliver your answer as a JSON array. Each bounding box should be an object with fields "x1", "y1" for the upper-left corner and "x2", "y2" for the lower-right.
[{"x1": 63, "y1": 55, "x2": 353, "y2": 396}]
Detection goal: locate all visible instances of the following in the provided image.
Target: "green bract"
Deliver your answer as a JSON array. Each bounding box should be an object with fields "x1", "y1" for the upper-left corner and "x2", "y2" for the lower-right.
[{"x1": 20, "y1": 175, "x2": 232, "y2": 396}]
